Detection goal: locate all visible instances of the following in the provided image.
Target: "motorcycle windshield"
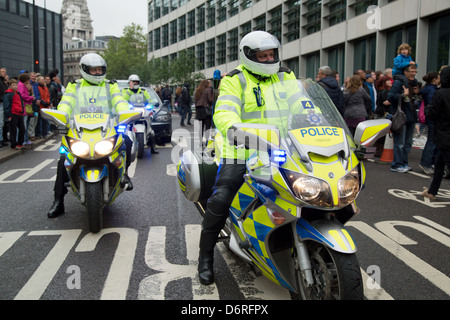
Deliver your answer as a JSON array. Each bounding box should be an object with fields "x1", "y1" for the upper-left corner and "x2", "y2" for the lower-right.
[
  {"x1": 72, "y1": 86, "x2": 112, "y2": 129},
  {"x1": 262, "y1": 79, "x2": 351, "y2": 140},
  {"x1": 72, "y1": 85, "x2": 114, "y2": 117}
]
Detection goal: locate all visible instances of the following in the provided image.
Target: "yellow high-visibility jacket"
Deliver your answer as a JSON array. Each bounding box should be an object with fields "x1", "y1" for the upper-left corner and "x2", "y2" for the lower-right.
[
  {"x1": 121, "y1": 87, "x2": 152, "y2": 104},
  {"x1": 214, "y1": 65, "x2": 298, "y2": 160},
  {"x1": 57, "y1": 79, "x2": 129, "y2": 117}
]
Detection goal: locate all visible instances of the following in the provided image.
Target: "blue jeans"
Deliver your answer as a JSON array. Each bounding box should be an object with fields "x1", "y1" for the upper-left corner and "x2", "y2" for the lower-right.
[
  {"x1": 392, "y1": 122, "x2": 415, "y2": 169},
  {"x1": 420, "y1": 120, "x2": 437, "y2": 168},
  {"x1": 0, "y1": 103, "x2": 4, "y2": 143}
]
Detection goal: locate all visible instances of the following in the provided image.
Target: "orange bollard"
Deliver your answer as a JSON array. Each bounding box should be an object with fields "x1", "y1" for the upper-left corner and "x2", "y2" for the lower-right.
[{"x1": 379, "y1": 131, "x2": 394, "y2": 163}]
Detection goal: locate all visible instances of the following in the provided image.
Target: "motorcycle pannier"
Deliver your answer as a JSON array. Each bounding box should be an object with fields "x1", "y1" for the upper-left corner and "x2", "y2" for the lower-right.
[{"x1": 178, "y1": 150, "x2": 218, "y2": 202}]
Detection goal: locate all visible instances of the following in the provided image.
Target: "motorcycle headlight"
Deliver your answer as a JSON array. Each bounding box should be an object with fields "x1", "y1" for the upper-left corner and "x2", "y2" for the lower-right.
[
  {"x1": 282, "y1": 170, "x2": 333, "y2": 207},
  {"x1": 69, "y1": 139, "x2": 90, "y2": 158},
  {"x1": 95, "y1": 137, "x2": 116, "y2": 157},
  {"x1": 338, "y1": 167, "x2": 360, "y2": 205}
]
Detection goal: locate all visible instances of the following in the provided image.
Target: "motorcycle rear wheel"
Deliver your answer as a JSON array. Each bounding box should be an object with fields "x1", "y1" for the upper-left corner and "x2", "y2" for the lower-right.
[
  {"x1": 297, "y1": 243, "x2": 363, "y2": 300},
  {"x1": 85, "y1": 182, "x2": 104, "y2": 233}
]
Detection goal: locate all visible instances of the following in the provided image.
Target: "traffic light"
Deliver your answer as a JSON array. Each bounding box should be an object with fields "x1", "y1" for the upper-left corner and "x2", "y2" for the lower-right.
[{"x1": 35, "y1": 60, "x2": 39, "y2": 65}]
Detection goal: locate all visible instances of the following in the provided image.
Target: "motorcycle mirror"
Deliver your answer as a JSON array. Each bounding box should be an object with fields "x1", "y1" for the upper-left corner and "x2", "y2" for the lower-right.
[
  {"x1": 354, "y1": 119, "x2": 391, "y2": 147},
  {"x1": 117, "y1": 110, "x2": 142, "y2": 125},
  {"x1": 41, "y1": 108, "x2": 69, "y2": 127}
]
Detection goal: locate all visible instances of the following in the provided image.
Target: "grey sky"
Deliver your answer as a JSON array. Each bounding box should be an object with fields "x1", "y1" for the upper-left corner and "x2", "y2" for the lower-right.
[{"x1": 24, "y1": 0, "x2": 148, "y2": 37}]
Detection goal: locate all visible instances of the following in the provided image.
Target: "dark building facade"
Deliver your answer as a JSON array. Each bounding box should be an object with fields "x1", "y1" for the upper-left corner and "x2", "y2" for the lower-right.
[{"x1": 0, "y1": 0, "x2": 63, "y2": 80}]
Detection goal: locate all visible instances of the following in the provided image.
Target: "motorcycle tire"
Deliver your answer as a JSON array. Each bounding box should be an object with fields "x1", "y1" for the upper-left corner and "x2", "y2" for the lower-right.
[
  {"x1": 296, "y1": 242, "x2": 364, "y2": 300},
  {"x1": 137, "y1": 133, "x2": 145, "y2": 159},
  {"x1": 85, "y1": 182, "x2": 104, "y2": 233}
]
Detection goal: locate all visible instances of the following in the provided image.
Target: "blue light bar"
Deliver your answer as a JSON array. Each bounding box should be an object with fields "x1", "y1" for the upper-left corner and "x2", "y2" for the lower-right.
[
  {"x1": 117, "y1": 125, "x2": 127, "y2": 133},
  {"x1": 272, "y1": 150, "x2": 287, "y2": 164}
]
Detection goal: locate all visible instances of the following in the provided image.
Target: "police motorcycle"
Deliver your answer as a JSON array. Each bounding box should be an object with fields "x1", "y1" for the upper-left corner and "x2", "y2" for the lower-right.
[
  {"x1": 127, "y1": 91, "x2": 156, "y2": 159},
  {"x1": 177, "y1": 79, "x2": 391, "y2": 300},
  {"x1": 42, "y1": 106, "x2": 141, "y2": 233}
]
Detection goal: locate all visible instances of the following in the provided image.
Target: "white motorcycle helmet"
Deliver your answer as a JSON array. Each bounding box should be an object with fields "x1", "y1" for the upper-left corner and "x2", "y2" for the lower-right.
[
  {"x1": 79, "y1": 53, "x2": 107, "y2": 85},
  {"x1": 128, "y1": 74, "x2": 141, "y2": 89},
  {"x1": 239, "y1": 31, "x2": 281, "y2": 77}
]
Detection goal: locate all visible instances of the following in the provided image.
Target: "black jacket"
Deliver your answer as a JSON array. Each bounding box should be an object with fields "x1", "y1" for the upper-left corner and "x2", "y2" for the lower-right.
[
  {"x1": 426, "y1": 66, "x2": 450, "y2": 150},
  {"x1": 0, "y1": 76, "x2": 8, "y2": 103},
  {"x1": 318, "y1": 76, "x2": 344, "y2": 115}
]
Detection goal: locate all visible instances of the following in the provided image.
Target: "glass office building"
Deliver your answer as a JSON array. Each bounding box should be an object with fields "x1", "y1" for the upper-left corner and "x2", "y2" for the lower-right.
[
  {"x1": 146, "y1": 0, "x2": 450, "y2": 82},
  {"x1": 0, "y1": 0, "x2": 63, "y2": 78}
]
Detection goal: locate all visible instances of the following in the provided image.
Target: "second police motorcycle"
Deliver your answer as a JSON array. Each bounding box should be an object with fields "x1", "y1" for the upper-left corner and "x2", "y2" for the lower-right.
[
  {"x1": 42, "y1": 86, "x2": 141, "y2": 233},
  {"x1": 177, "y1": 78, "x2": 391, "y2": 300}
]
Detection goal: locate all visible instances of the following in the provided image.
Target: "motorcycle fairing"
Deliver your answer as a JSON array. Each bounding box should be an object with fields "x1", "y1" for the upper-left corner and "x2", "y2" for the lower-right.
[
  {"x1": 80, "y1": 165, "x2": 108, "y2": 183},
  {"x1": 296, "y1": 218, "x2": 357, "y2": 253}
]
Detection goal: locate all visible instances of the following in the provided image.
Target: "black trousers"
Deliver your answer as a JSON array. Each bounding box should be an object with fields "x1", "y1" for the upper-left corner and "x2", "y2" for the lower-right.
[
  {"x1": 200, "y1": 163, "x2": 246, "y2": 251},
  {"x1": 10, "y1": 114, "x2": 25, "y2": 148},
  {"x1": 53, "y1": 134, "x2": 133, "y2": 198},
  {"x1": 428, "y1": 148, "x2": 450, "y2": 196}
]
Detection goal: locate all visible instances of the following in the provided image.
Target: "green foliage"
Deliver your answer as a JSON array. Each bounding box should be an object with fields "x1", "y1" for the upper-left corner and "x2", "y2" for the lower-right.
[
  {"x1": 101, "y1": 24, "x2": 205, "y2": 87},
  {"x1": 101, "y1": 23, "x2": 147, "y2": 79}
]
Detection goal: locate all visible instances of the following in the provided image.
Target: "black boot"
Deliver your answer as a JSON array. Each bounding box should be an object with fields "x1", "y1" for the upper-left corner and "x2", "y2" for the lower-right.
[
  {"x1": 198, "y1": 229, "x2": 218, "y2": 285},
  {"x1": 47, "y1": 195, "x2": 64, "y2": 218},
  {"x1": 122, "y1": 173, "x2": 133, "y2": 191},
  {"x1": 151, "y1": 146, "x2": 159, "y2": 154}
]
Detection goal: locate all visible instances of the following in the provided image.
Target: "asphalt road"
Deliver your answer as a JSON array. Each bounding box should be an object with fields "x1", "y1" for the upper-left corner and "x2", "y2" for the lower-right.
[{"x1": 0, "y1": 114, "x2": 449, "y2": 303}]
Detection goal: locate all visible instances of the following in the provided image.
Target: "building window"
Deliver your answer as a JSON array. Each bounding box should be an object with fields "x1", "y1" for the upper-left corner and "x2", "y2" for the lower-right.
[
  {"x1": 171, "y1": 0, "x2": 178, "y2": 11},
  {"x1": 285, "y1": 57, "x2": 299, "y2": 76},
  {"x1": 305, "y1": 51, "x2": 320, "y2": 80},
  {"x1": 284, "y1": 0, "x2": 300, "y2": 42},
  {"x1": 162, "y1": 0, "x2": 169, "y2": 16},
  {"x1": 241, "y1": 0, "x2": 252, "y2": 10},
  {"x1": 217, "y1": 0, "x2": 227, "y2": 23},
  {"x1": 216, "y1": 33, "x2": 226, "y2": 65},
  {"x1": 354, "y1": 35, "x2": 376, "y2": 71},
  {"x1": 352, "y1": 0, "x2": 377, "y2": 17},
  {"x1": 207, "y1": 0, "x2": 216, "y2": 28},
  {"x1": 326, "y1": 0, "x2": 346, "y2": 27},
  {"x1": 328, "y1": 45, "x2": 345, "y2": 85},
  {"x1": 154, "y1": 0, "x2": 161, "y2": 20},
  {"x1": 196, "y1": 42, "x2": 205, "y2": 70},
  {"x1": 253, "y1": 14, "x2": 266, "y2": 31},
  {"x1": 240, "y1": 21, "x2": 251, "y2": 38},
  {"x1": 197, "y1": 4, "x2": 205, "y2": 33},
  {"x1": 148, "y1": 3, "x2": 153, "y2": 23},
  {"x1": 206, "y1": 38, "x2": 215, "y2": 68},
  {"x1": 162, "y1": 24, "x2": 169, "y2": 47},
  {"x1": 268, "y1": 5, "x2": 282, "y2": 42},
  {"x1": 148, "y1": 31, "x2": 153, "y2": 52},
  {"x1": 154, "y1": 27, "x2": 161, "y2": 50},
  {"x1": 428, "y1": 13, "x2": 450, "y2": 72},
  {"x1": 228, "y1": 28, "x2": 239, "y2": 62},
  {"x1": 303, "y1": 0, "x2": 321, "y2": 35},
  {"x1": 178, "y1": 15, "x2": 186, "y2": 41},
  {"x1": 187, "y1": 10, "x2": 195, "y2": 37},
  {"x1": 229, "y1": 0, "x2": 239, "y2": 17},
  {"x1": 170, "y1": 20, "x2": 177, "y2": 45}
]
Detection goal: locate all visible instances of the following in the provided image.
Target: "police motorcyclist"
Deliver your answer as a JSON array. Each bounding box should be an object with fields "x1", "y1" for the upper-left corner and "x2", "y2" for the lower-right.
[
  {"x1": 198, "y1": 31, "x2": 298, "y2": 285},
  {"x1": 122, "y1": 74, "x2": 159, "y2": 154},
  {"x1": 47, "y1": 53, "x2": 133, "y2": 218}
]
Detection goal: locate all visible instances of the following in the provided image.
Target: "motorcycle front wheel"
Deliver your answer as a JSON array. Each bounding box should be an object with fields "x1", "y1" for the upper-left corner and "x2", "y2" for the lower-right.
[
  {"x1": 85, "y1": 182, "x2": 104, "y2": 233},
  {"x1": 136, "y1": 133, "x2": 145, "y2": 159},
  {"x1": 296, "y1": 243, "x2": 364, "y2": 300}
]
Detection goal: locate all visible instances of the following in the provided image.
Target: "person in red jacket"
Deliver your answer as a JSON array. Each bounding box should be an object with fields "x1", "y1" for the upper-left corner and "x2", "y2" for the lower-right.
[{"x1": 3, "y1": 79, "x2": 25, "y2": 150}]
